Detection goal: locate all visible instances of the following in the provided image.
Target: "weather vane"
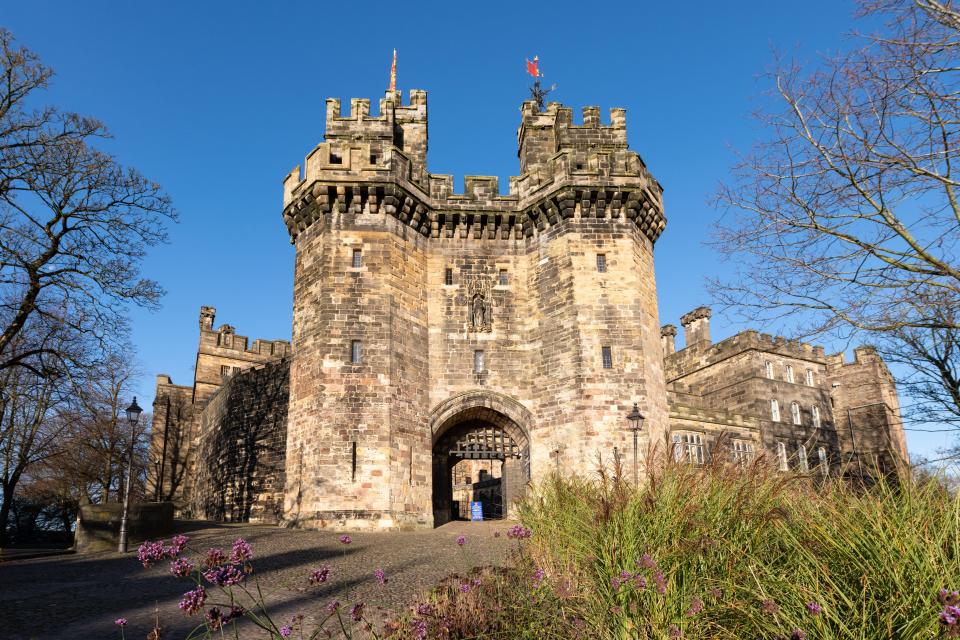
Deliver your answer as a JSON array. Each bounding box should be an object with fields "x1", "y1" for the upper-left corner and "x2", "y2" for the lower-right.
[{"x1": 525, "y1": 55, "x2": 556, "y2": 111}]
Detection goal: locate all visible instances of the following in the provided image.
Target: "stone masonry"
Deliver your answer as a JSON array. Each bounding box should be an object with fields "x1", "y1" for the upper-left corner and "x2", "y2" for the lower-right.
[{"x1": 149, "y1": 86, "x2": 908, "y2": 530}]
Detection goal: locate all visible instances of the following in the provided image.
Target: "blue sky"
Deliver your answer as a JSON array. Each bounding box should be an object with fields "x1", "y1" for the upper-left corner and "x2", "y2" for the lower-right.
[{"x1": 4, "y1": 1, "x2": 948, "y2": 458}]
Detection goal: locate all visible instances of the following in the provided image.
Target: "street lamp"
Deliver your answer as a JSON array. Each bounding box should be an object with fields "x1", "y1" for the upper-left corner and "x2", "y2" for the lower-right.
[
  {"x1": 627, "y1": 403, "x2": 645, "y2": 486},
  {"x1": 118, "y1": 397, "x2": 143, "y2": 553}
]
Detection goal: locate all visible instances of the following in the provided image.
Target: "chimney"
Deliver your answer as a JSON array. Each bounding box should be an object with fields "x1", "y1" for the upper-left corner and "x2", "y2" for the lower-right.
[
  {"x1": 199, "y1": 306, "x2": 216, "y2": 331},
  {"x1": 680, "y1": 306, "x2": 712, "y2": 347},
  {"x1": 661, "y1": 324, "x2": 677, "y2": 355}
]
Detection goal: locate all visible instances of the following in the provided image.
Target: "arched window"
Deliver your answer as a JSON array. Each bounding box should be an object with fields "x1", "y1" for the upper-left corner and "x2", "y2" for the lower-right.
[
  {"x1": 806, "y1": 369, "x2": 815, "y2": 386},
  {"x1": 812, "y1": 405, "x2": 821, "y2": 429},
  {"x1": 785, "y1": 365, "x2": 795, "y2": 383},
  {"x1": 770, "y1": 399, "x2": 780, "y2": 422},
  {"x1": 818, "y1": 446, "x2": 828, "y2": 473},
  {"x1": 797, "y1": 444, "x2": 809, "y2": 472},
  {"x1": 791, "y1": 402, "x2": 801, "y2": 425},
  {"x1": 765, "y1": 361, "x2": 774, "y2": 379},
  {"x1": 776, "y1": 442, "x2": 789, "y2": 471}
]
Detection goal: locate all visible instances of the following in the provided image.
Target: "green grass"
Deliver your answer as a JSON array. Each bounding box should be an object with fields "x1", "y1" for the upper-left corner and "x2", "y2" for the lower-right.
[{"x1": 394, "y1": 459, "x2": 959, "y2": 639}]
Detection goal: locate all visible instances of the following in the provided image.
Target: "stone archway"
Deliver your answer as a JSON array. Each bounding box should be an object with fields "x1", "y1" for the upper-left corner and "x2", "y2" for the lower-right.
[{"x1": 429, "y1": 392, "x2": 532, "y2": 526}]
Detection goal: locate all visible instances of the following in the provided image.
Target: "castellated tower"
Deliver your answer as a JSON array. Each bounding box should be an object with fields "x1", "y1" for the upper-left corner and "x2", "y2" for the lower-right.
[{"x1": 280, "y1": 89, "x2": 668, "y2": 529}]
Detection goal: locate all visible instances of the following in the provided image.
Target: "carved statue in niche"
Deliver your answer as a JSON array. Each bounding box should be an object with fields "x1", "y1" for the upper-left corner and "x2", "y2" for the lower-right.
[{"x1": 466, "y1": 278, "x2": 493, "y2": 332}]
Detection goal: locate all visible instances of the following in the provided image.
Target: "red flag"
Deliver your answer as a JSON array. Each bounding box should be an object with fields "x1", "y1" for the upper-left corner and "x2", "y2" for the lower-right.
[{"x1": 526, "y1": 56, "x2": 540, "y2": 78}]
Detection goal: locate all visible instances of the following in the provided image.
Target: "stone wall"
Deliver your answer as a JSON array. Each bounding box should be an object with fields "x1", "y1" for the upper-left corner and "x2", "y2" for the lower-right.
[{"x1": 191, "y1": 358, "x2": 289, "y2": 523}]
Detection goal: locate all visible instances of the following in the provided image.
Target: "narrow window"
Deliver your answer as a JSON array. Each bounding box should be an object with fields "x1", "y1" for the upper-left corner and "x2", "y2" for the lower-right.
[
  {"x1": 765, "y1": 361, "x2": 774, "y2": 379},
  {"x1": 672, "y1": 432, "x2": 705, "y2": 465},
  {"x1": 818, "y1": 446, "x2": 828, "y2": 473},
  {"x1": 770, "y1": 399, "x2": 780, "y2": 422},
  {"x1": 776, "y1": 442, "x2": 789, "y2": 471},
  {"x1": 220, "y1": 365, "x2": 230, "y2": 378},
  {"x1": 444, "y1": 267, "x2": 453, "y2": 286},
  {"x1": 369, "y1": 153, "x2": 378, "y2": 164},
  {"x1": 732, "y1": 440, "x2": 754, "y2": 467},
  {"x1": 797, "y1": 444, "x2": 809, "y2": 472},
  {"x1": 232, "y1": 366, "x2": 241, "y2": 375},
  {"x1": 786, "y1": 365, "x2": 794, "y2": 384},
  {"x1": 596, "y1": 254, "x2": 607, "y2": 273},
  {"x1": 812, "y1": 405, "x2": 821, "y2": 429},
  {"x1": 352, "y1": 248, "x2": 362, "y2": 268},
  {"x1": 350, "y1": 340, "x2": 362, "y2": 364},
  {"x1": 791, "y1": 402, "x2": 801, "y2": 425},
  {"x1": 329, "y1": 152, "x2": 342, "y2": 164},
  {"x1": 474, "y1": 350, "x2": 485, "y2": 374},
  {"x1": 498, "y1": 269, "x2": 509, "y2": 286},
  {"x1": 806, "y1": 369, "x2": 815, "y2": 386},
  {"x1": 601, "y1": 346, "x2": 613, "y2": 369}
]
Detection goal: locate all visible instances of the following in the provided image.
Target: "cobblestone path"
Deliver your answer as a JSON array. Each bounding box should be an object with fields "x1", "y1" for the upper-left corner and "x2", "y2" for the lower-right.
[{"x1": 0, "y1": 520, "x2": 514, "y2": 640}]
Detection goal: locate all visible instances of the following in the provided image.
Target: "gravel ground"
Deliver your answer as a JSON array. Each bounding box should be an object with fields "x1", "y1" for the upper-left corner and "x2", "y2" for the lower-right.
[{"x1": 0, "y1": 520, "x2": 514, "y2": 640}]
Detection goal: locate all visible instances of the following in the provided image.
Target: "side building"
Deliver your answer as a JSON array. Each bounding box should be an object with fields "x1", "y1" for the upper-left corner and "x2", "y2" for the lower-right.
[
  {"x1": 662, "y1": 306, "x2": 907, "y2": 477},
  {"x1": 148, "y1": 307, "x2": 290, "y2": 518}
]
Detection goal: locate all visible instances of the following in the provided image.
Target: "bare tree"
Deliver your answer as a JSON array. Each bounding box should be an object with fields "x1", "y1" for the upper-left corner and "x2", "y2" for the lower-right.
[
  {"x1": 0, "y1": 361, "x2": 67, "y2": 547},
  {"x1": 714, "y1": 0, "x2": 960, "y2": 339},
  {"x1": 0, "y1": 28, "x2": 175, "y2": 376}
]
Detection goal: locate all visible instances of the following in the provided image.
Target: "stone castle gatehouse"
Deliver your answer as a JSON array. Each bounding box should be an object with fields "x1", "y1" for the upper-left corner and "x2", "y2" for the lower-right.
[{"x1": 149, "y1": 87, "x2": 908, "y2": 530}]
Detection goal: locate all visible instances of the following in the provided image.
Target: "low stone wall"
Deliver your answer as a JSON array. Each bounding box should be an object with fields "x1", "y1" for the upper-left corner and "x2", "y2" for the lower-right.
[
  {"x1": 74, "y1": 502, "x2": 174, "y2": 553},
  {"x1": 191, "y1": 358, "x2": 289, "y2": 523}
]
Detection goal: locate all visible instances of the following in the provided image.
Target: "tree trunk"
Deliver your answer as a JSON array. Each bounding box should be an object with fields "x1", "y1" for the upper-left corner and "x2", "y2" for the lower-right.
[{"x1": 0, "y1": 482, "x2": 14, "y2": 548}]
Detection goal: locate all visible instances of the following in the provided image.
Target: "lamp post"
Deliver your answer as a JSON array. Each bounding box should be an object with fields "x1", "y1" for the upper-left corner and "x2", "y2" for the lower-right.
[
  {"x1": 118, "y1": 397, "x2": 143, "y2": 553},
  {"x1": 627, "y1": 403, "x2": 645, "y2": 486}
]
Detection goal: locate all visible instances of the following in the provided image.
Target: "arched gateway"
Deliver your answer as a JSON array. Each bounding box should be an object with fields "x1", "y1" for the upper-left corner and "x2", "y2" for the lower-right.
[{"x1": 429, "y1": 392, "x2": 532, "y2": 526}]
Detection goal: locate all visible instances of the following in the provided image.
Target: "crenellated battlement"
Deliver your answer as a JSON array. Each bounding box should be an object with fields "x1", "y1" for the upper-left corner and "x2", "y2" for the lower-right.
[
  {"x1": 282, "y1": 89, "x2": 665, "y2": 245},
  {"x1": 197, "y1": 307, "x2": 291, "y2": 359}
]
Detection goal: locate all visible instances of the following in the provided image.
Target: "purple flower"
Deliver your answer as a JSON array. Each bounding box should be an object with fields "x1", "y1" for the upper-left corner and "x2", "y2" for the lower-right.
[
  {"x1": 326, "y1": 600, "x2": 341, "y2": 613},
  {"x1": 472, "y1": 578, "x2": 482, "y2": 587},
  {"x1": 170, "y1": 558, "x2": 195, "y2": 578},
  {"x1": 791, "y1": 630, "x2": 807, "y2": 640},
  {"x1": 203, "y1": 563, "x2": 245, "y2": 586},
  {"x1": 506, "y1": 524, "x2": 532, "y2": 540},
  {"x1": 178, "y1": 586, "x2": 206, "y2": 616},
  {"x1": 653, "y1": 570, "x2": 667, "y2": 594},
  {"x1": 230, "y1": 538, "x2": 253, "y2": 563},
  {"x1": 223, "y1": 606, "x2": 245, "y2": 624},
  {"x1": 136, "y1": 540, "x2": 166, "y2": 567},
  {"x1": 685, "y1": 597, "x2": 704, "y2": 617},
  {"x1": 309, "y1": 565, "x2": 331, "y2": 585},
  {"x1": 636, "y1": 553, "x2": 656, "y2": 570},
  {"x1": 279, "y1": 625, "x2": 292, "y2": 637},
  {"x1": 620, "y1": 570, "x2": 633, "y2": 579},
  {"x1": 169, "y1": 534, "x2": 189, "y2": 553},
  {"x1": 114, "y1": 618, "x2": 127, "y2": 627},
  {"x1": 205, "y1": 608, "x2": 223, "y2": 631},
  {"x1": 634, "y1": 575, "x2": 648, "y2": 589},
  {"x1": 806, "y1": 601, "x2": 822, "y2": 615},
  {"x1": 339, "y1": 534, "x2": 352, "y2": 545},
  {"x1": 456, "y1": 535, "x2": 466, "y2": 546},
  {"x1": 459, "y1": 582, "x2": 471, "y2": 593},
  {"x1": 761, "y1": 599, "x2": 779, "y2": 615},
  {"x1": 204, "y1": 547, "x2": 226, "y2": 569},
  {"x1": 709, "y1": 587, "x2": 722, "y2": 599},
  {"x1": 415, "y1": 603, "x2": 434, "y2": 616},
  {"x1": 941, "y1": 604, "x2": 960, "y2": 625},
  {"x1": 668, "y1": 624, "x2": 681, "y2": 638},
  {"x1": 941, "y1": 589, "x2": 960, "y2": 606},
  {"x1": 374, "y1": 568, "x2": 387, "y2": 585},
  {"x1": 411, "y1": 618, "x2": 428, "y2": 640},
  {"x1": 611, "y1": 577, "x2": 622, "y2": 590},
  {"x1": 532, "y1": 568, "x2": 545, "y2": 587},
  {"x1": 350, "y1": 603, "x2": 364, "y2": 622}
]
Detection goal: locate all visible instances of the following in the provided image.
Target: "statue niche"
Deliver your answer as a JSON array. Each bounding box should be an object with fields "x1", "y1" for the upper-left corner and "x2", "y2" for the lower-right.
[{"x1": 467, "y1": 278, "x2": 493, "y2": 332}]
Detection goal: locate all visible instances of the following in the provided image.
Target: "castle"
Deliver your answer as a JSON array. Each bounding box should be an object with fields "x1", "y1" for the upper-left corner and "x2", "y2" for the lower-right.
[{"x1": 148, "y1": 87, "x2": 908, "y2": 529}]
